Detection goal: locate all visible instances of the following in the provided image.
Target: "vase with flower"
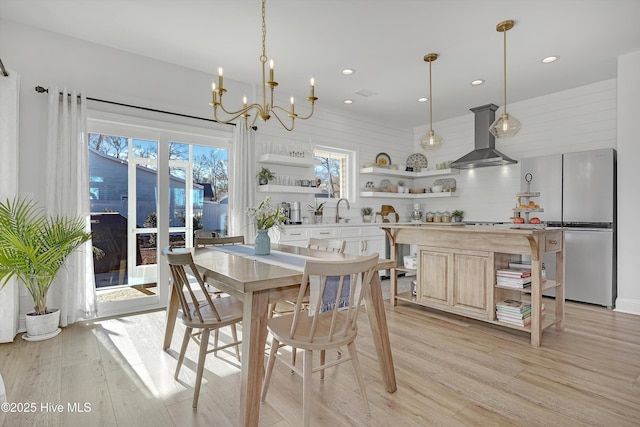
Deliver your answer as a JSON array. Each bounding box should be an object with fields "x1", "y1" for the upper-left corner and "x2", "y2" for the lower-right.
[{"x1": 246, "y1": 197, "x2": 288, "y2": 255}]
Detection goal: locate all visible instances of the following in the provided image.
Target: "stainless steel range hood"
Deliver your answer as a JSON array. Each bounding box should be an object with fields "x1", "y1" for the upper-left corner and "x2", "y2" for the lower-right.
[{"x1": 450, "y1": 104, "x2": 517, "y2": 169}]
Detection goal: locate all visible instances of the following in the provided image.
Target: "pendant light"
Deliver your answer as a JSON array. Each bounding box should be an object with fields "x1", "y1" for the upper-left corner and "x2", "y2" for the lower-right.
[
  {"x1": 420, "y1": 53, "x2": 443, "y2": 150},
  {"x1": 489, "y1": 20, "x2": 521, "y2": 138}
]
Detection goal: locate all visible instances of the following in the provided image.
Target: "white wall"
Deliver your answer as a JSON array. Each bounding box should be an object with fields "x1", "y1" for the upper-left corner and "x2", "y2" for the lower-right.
[
  {"x1": 616, "y1": 50, "x2": 640, "y2": 314},
  {"x1": 1, "y1": 19, "x2": 637, "y2": 315}
]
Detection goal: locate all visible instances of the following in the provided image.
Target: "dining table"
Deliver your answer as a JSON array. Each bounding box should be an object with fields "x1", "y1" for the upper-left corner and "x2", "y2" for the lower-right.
[{"x1": 162, "y1": 243, "x2": 397, "y2": 426}]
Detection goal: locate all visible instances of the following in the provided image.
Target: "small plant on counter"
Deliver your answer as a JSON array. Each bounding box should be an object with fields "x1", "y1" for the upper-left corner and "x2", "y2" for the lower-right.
[
  {"x1": 361, "y1": 207, "x2": 373, "y2": 216},
  {"x1": 257, "y1": 167, "x2": 276, "y2": 185},
  {"x1": 451, "y1": 210, "x2": 464, "y2": 222},
  {"x1": 308, "y1": 201, "x2": 326, "y2": 215}
]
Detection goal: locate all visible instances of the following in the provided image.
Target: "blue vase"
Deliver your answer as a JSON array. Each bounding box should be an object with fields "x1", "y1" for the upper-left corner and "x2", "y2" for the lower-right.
[{"x1": 255, "y1": 229, "x2": 271, "y2": 255}]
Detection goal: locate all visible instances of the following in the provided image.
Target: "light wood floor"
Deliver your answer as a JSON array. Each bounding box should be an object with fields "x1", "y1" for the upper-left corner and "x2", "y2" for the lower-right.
[{"x1": 1, "y1": 291, "x2": 639, "y2": 426}]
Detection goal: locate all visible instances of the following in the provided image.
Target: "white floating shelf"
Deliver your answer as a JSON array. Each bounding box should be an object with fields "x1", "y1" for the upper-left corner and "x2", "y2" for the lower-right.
[
  {"x1": 359, "y1": 167, "x2": 459, "y2": 178},
  {"x1": 257, "y1": 185, "x2": 319, "y2": 194},
  {"x1": 360, "y1": 191, "x2": 457, "y2": 199},
  {"x1": 259, "y1": 153, "x2": 320, "y2": 167}
]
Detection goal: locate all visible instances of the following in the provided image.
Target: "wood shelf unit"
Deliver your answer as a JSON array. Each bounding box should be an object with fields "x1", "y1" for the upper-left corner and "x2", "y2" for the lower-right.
[{"x1": 382, "y1": 225, "x2": 565, "y2": 347}]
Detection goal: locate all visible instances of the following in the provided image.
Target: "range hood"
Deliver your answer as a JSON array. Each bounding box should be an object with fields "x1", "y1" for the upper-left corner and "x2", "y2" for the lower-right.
[{"x1": 449, "y1": 104, "x2": 517, "y2": 169}]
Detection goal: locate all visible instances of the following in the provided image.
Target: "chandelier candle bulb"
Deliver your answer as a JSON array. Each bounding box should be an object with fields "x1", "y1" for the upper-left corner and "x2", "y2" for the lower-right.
[
  {"x1": 218, "y1": 67, "x2": 224, "y2": 91},
  {"x1": 269, "y1": 59, "x2": 274, "y2": 82},
  {"x1": 310, "y1": 77, "x2": 315, "y2": 98},
  {"x1": 211, "y1": 83, "x2": 217, "y2": 103}
]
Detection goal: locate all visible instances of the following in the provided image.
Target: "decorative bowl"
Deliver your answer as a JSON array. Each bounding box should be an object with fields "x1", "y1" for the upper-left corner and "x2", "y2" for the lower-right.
[{"x1": 431, "y1": 185, "x2": 443, "y2": 192}]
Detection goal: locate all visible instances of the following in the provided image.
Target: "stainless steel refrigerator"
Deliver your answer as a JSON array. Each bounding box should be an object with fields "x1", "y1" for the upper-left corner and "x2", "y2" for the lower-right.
[{"x1": 520, "y1": 148, "x2": 617, "y2": 308}]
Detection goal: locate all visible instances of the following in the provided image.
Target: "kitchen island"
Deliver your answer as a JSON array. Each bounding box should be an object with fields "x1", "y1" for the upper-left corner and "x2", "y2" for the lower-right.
[{"x1": 382, "y1": 224, "x2": 565, "y2": 346}]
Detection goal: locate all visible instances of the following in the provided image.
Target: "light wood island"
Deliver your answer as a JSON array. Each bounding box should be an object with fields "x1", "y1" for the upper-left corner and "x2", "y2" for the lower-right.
[{"x1": 382, "y1": 224, "x2": 565, "y2": 346}]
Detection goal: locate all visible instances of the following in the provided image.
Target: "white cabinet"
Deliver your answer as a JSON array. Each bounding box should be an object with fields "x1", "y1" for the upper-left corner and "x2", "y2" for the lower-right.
[{"x1": 360, "y1": 167, "x2": 459, "y2": 199}]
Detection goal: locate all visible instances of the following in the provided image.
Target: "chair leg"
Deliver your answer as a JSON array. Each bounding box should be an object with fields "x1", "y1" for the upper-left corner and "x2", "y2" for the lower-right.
[
  {"x1": 213, "y1": 329, "x2": 219, "y2": 356},
  {"x1": 291, "y1": 346, "x2": 297, "y2": 369},
  {"x1": 261, "y1": 338, "x2": 280, "y2": 402},
  {"x1": 320, "y1": 349, "x2": 326, "y2": 380},
  {"x1": 347, "y1": 341, "x2": 370, "y2": 414},
  {"x1": 193, "y1": 328, "x2": 211, "y2": 409},
  {"x1": 175, "y1": 327, "x2": 192, "y2": 379},
  {"x1": 302, "y1": 349, "x2": 313, "y2": 427},
  {"x1": 230, "y1": 324, "x2": 241, "y2": 361}
]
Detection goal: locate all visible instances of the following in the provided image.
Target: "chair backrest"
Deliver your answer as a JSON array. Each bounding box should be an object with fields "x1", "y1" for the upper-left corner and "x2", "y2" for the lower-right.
[
  {"x1": 194, "y1": 229, "x2": 218, "y2": 238},
  {"x1": 162, "y1": 246, "x2": 221, "y2": 323},
  {"x1": 306, "y1": 237, "x2": 346, "y2": 254},
  {"x1": 195, "y1": 235, "x2": 245, "y2": 248},
  {"x1": 289, "y1": 254, "x2": 379, "y2": 344}
]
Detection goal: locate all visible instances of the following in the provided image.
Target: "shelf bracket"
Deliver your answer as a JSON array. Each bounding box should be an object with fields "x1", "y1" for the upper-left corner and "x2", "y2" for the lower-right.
[{"x1": 525, "y1": 235, "x2": 539, "y2": 260}]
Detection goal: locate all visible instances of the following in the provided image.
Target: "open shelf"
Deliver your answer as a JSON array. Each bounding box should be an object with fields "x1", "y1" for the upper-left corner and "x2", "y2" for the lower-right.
[
  {"x1": 360, "y1": 167, "x2": 459, "y2": 178},
  {"x1": 257, "y1": 185, "x2": 319, "y2": 194},
  {"x1": 259, "y1": 153, "x2": 320, "y2": 167},
  {"x1": 495, "y1": 280, "x2": 560, "y2": 293},
  {"x1": 360, "y1": 191, "x2": 457, "y2": 199}
]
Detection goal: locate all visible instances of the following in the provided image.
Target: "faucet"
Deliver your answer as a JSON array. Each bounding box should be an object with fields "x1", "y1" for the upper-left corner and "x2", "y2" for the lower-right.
[{"x1": 336, "y1": 198, "x2": 350, "y2": 223}]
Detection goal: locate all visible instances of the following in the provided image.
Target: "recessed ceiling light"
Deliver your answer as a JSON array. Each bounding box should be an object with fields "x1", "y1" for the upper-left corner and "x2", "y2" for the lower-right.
[
  {"x1": 542, "y1": 56, "x2": 559, "y2": 64},
  {"x1": 343, "y1": 99, "x2": 354, "y2": 104},
  {"x1": 417, "y1": 97, "x2": 428, "y2": 103},
  {"x1": 341, "y1": 68, "x2": 355, "y2": 75},
  {"x1": 471, "y1": 79, "x2": 485, "y2": 86}
]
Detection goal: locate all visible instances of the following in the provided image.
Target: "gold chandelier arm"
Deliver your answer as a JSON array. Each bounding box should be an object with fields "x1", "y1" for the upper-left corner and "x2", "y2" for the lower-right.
[
  {"x1": 270, "y1": 108, "x2": 295, "y2": 131},
  {"x1": 213, "y1": 103, "x2": 263, "y2": 124}
]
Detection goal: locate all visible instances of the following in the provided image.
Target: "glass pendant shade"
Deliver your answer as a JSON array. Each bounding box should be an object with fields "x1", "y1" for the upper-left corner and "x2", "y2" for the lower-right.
[
  {"x1": 420, "y1": 129, "x2": 443, "y2": 150},
  {"x1": 489, "y1": 113, "x2": 521, "y2": 138},
  {"x1": 422, "y1": 53, "x2": 443, "y2": 151},
  {"x1": 492, "y1": 19, "x2": 521, "y2": 138}
]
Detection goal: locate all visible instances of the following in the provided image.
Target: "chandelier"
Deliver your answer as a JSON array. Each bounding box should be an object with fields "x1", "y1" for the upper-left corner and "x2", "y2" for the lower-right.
[
  {"x1": 489, "y1": 19, "x2": 521, "y2": 138},
  {"x1": 210, "y1": 0, "x2": 317, "y2": 131},
  {"x1": 420, "y1": 53, "x2": 443, "y2": 150}
]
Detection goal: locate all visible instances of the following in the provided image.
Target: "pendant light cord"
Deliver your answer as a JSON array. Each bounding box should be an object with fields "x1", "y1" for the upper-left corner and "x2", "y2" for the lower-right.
[
  {"x1": 429, "y1": 59, "x2": 433, "y2": 132},
  {"x1": 503, "y1": 28, "x2": 507, "y2": 115}
]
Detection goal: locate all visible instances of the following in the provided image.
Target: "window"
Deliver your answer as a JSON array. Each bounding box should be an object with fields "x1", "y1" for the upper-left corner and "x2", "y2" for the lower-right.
[{"x1": 314, "y1": 147, "x2": 355, "y2": 199}]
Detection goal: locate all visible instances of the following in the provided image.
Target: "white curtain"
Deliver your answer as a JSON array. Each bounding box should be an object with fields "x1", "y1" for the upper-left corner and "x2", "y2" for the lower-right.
[
  {"x1": 0, "y1": 69, "x2": 20, "y2": 342},
  {"x1": 45, "y1": 87, "x2": 97, "y2": 325},
  {"x1": 229, "y1": 124, "x2": 256, "y2": 243}
]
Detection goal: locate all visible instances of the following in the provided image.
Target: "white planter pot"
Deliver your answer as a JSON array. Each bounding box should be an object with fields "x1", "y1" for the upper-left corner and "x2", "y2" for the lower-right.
[{"x1": 23, "y1": 309, "x2": 61, "y2": 341}]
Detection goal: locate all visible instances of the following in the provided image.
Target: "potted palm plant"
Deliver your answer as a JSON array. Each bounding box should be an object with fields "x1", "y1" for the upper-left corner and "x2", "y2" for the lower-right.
[{"x1": 0, "y1": 197, "x2": 92, "y2": 340}]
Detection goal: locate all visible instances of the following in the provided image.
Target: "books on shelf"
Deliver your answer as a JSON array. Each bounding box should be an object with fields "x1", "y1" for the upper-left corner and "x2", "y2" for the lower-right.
[
  {"x1": 496, "y1": 276, "x2": 532, "y2": 288},
  {"x1": 496, "y1": 299, "x2": 531, "y2": 326},
  {"x1": 508, "y1": 262, "x2": 547, "y2": 280},
  {"x1": 497, "y1": 268, "x2": 532, "y2": 278}
]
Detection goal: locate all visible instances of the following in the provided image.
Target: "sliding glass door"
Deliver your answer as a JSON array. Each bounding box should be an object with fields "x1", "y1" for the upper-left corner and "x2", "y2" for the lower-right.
[{"x1": 88, "y1": 113, "x2": 230, "y2": 317}]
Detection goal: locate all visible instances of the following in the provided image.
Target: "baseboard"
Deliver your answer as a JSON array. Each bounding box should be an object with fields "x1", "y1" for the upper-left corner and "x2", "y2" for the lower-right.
[{"x1": 614, "y1": 297, "x2": 640, "y2": 315}]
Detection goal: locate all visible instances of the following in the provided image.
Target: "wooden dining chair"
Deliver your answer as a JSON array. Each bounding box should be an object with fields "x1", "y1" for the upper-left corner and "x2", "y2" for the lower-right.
[
  {"x1": 163, "y1": 246, "x2": 243, "y2": 409},
  {"x1": 261, "y1": 254, "x2": 379, "y2": 426},
  {"x1": 193, "y1": 235, "x2": 245, "y2": 354},
  {"x1": 306, "y1": 237, "x2": 346, "y2": 254}
]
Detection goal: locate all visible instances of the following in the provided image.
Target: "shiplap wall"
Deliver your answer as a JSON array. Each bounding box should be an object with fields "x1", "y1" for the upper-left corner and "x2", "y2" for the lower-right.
[
  {"x1": 254, "y1": 102, "x2": 414, "y2": 222},
  {"x1": 411, "y1": 79, "x2": 617, "y2": 222}
]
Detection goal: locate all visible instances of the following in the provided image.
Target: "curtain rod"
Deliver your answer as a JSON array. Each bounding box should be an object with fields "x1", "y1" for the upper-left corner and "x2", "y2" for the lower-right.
[
  {"x1": 34, "y1": 85, "x2": 236, "y2": 127},
  {"x1": 0, "y1": 58, "x2": 8, "y2": 77}
]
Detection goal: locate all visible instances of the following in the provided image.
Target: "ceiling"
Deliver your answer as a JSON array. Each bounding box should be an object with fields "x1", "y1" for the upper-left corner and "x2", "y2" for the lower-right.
[{"x1": 2, "y1": 0, "x2": 640, "y2": 128}]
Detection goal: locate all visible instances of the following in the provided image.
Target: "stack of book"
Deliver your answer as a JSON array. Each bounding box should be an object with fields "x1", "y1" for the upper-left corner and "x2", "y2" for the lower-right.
[
  {"x1": 496, "y1": 268, "x2": 532, "y2": 288},
  {"x1": 496, "y1": 299, "x2": 531, "y2": 326},
  {"x1": 508, "y1": 262, "x2": 547, "y2": 280}
]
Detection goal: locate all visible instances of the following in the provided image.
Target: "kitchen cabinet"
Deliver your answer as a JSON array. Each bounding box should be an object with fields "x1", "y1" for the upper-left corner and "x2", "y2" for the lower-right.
[
  {"x1": 382, "y1": 224, "x2": 565, "y2": 347},
  {"x1": 360, "y1": 167, "x2": 459, "y2": 199},
  {"x1": 272, "y1": 224, "x2": 386, "y2": 275},
  {"x1": 417, "y1": 247, "x2": 491, "y2": 318}
]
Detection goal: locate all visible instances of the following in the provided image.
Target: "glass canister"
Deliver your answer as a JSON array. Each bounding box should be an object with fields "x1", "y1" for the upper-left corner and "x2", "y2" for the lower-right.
[
  {"x1": 410, "y1": 203, "x2": 423, "y2": 222},
  {"x1": 434, "y1": 211, "x2": 442, "y2": 223},
  {"x1": 442, "y1": 211, "x2": 451, "y2": 223},
  {"x1": 425, "y1": 211, "x2": 434, "y2": 222}
]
